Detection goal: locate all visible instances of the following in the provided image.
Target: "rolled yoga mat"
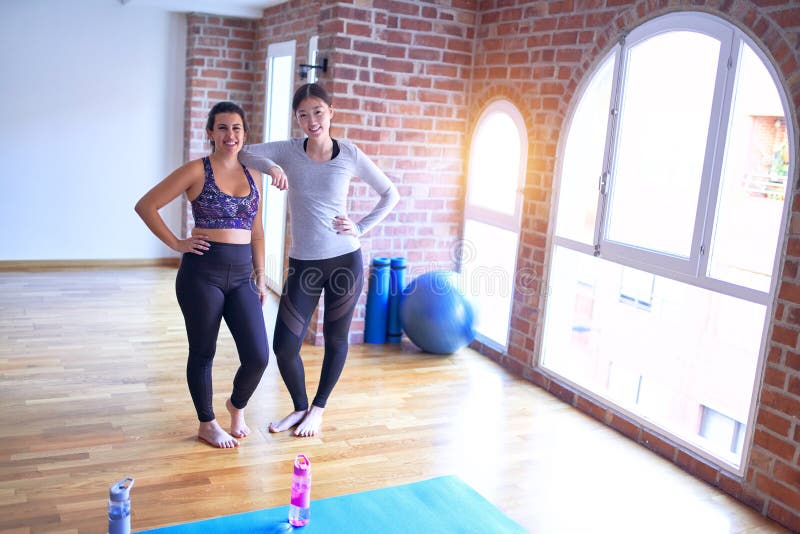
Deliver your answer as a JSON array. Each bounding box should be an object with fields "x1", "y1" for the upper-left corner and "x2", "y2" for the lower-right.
[
  {"x1": 364, "y1": 256, "x2": 390, "y2": 344},
  {"x1": 387, "y1": 257, "x2": 407, "y2": 343}
]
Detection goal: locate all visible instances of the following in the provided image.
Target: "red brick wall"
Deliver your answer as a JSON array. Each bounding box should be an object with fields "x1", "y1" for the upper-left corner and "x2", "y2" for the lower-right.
[
  {"x1": 747, "y1": 115, "x2": 788, "y2": 182},
  {"x1": 320, "y1": 0, "x2": 477, "y2": 343},
  {"x1": 467, "y1": 1, "x2": 800, "y2": 530},
  {"x1": 181, "y1": 14, "x2": 257, "y2": 235},
  {"x1": 254, "y1": 0, "x2": 477, "y2": 343},
  {"x1": 250, "y1": 0, "x2": 321, "y2": 142},
  {"x1": 182, "y1": 0, "x2": 800, "y2": 529}
]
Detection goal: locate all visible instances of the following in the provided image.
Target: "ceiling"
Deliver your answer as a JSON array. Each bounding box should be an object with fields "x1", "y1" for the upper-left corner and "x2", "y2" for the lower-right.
[{"x1": 119, "y1": 0, "x2": 287, "y2": 19}]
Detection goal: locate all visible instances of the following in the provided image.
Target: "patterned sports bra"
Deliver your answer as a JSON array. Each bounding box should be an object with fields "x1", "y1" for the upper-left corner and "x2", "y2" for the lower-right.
[{"x1": 191, "y1": 157, "x2": 259, "y2": 230}]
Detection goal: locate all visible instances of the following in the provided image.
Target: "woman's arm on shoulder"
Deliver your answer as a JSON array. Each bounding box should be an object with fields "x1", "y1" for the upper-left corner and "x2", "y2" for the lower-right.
[
  {"x1": 263, "y1": 165, "x2": 288, "y2": 191},
  {"x1": 239, "y1": 141, "x2": 291, "y2": 182},
  {"x1": 134, "y1": 159, "x2": 207, "y2": 252}
]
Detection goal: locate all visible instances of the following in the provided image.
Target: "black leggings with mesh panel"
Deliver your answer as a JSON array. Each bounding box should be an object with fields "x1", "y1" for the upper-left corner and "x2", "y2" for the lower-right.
[{"x1": 273, "y1": 249, "x2": 364, "y2": 411}]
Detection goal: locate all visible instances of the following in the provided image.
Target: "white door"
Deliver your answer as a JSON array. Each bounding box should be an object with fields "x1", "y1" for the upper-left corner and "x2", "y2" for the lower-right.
[{"x1": 262, "y1": 40, "x2": 295, "y2": 293}]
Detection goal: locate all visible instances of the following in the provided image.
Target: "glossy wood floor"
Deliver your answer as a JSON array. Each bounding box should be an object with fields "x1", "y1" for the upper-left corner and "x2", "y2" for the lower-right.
[{"x1": 0, "y1": 267, "x2": 790, "y2": 533}]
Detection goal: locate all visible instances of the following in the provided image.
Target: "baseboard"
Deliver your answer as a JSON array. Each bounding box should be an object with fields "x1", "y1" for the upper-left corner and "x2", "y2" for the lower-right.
[{"x1": 0, "y1": 258, "x2": 180, "y2": 272}]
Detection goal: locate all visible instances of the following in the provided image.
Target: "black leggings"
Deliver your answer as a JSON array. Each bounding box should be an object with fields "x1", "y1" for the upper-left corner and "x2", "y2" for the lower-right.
[
  {"x1": 273, "y1": 249, "x2": 364, "y2": 411},
  {"x1": 176, "y1": 242, "x2": 269, "y2": 422}
]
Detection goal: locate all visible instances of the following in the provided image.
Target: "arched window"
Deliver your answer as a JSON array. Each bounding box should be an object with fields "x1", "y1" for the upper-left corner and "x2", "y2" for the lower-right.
[
  {"x1": 463, "y1": 100, "x2": 527, "y2": 348},
  {"x1": 542, "y1": 12, "x2": 792, "y2": 471}
]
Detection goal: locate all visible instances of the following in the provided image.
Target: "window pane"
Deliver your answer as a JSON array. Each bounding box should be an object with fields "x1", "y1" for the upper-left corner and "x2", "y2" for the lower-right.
[
  {"x1": 555, "y1": 54, "x2": 615, "y2": 245},
  {"x1": 700, "y1": 406, "x2": 744, "y2": 455},
  {"x1": 267, "y1": 55, "x2": 293, "y2": 141},
  {"x1": 462, "y1": 219, "x2": 517, "y2": 346},
  {"x1": 708, "y1": 43, "x2": 788, "y2": 292},
  {"x1": 542, "y1": 246, "x2": 765, "y2": 467},
  {"x1": 307, "y1": 36, "x2": 319, "y2": 84},
  {"x1": 607, "y1": 32, "x2": 720, "y2": 258},
  {"x1": 262, "y1": 51, "x2": 293, "y2": 292},
  {"x1": 467, "y1": 111, "x2": 521, "y2": 216}
]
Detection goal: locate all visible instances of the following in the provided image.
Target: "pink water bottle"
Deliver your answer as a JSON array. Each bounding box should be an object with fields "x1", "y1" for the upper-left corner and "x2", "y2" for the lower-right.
[{"x1": 288, "y1": 454, "x2": 311, "y2": 526}]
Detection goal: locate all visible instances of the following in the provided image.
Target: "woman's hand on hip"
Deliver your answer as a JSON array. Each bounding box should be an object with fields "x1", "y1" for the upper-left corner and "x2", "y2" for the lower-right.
[
  {"x1": 333, "y1": 215, "x2": 358, "y2": 236},
  {"x1": 174, "y1": 235, "x2": 210, "y2": 255}
]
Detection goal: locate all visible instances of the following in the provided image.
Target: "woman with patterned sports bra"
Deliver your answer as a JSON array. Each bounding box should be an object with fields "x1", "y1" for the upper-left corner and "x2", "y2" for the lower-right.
[{"x1": 135, "y1": 101, "x2": 287, "y2": 449}]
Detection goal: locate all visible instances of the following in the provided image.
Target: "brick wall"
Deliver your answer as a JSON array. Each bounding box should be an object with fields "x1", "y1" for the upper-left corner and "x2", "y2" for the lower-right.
[
  {"x1": 181, "y1": 14, "x2": 257, "y2": 235},
  {"x1": 181, "y1": 0, "x2": 800, "y2": 529},
  {"x1": 318, "y1": 0, "x2": 477, "y2": 342},
  {"x1": 253, "y1": 0, "x2": 477, "y2": 343},
  {"x1": 250, "y1": 0, "x2": 321, "y2": 142},
  {"x1": 747, "y1": 115, "x2": 788, "y2": 183},
  {"x1": 467, "y1": 1, "x2": 800, "y2": 530}
]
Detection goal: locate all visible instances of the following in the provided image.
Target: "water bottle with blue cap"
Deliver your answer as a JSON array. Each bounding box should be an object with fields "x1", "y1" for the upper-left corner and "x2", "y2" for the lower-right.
[{"x1": 107, "y1": 477, "x2": 134, "y2": 534}]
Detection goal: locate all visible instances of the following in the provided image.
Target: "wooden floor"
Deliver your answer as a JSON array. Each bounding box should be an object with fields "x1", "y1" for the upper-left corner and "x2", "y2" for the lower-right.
[{"x1": 0, "y1": 267, "x2": 790, "y2": 533}]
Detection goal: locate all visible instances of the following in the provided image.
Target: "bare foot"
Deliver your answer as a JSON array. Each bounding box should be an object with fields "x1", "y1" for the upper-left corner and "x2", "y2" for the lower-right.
[
  {"x1": 198, "y1": 420, "x2": 239, "y2": 448},
  {"x1": 226, "y1": 398, "x2": 250, "y2": 438},
  {"x1": 294, "y1": 406, "x2": 324, "y2": 437},
  {"x1": 268, "y1": 410, "x2": 307, "y2": 433}
]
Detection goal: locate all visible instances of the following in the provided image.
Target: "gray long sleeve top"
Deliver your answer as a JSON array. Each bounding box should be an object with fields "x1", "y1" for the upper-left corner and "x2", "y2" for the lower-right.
[{"x1": 240, "y1": 138, "x2": 399, "y2": 260}]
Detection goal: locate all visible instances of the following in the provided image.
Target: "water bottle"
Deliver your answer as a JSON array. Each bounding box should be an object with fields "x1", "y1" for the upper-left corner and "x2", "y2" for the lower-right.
[
  {"x1": 288, "y1": 454, "x2": 311, "y2": 527},
  {"x1": 107, "y1": 477, "x2": 134, "y2": 534}
]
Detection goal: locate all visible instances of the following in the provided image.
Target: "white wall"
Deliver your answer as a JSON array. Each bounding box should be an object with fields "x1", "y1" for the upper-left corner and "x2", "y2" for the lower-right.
[{"x1": 0, "y1": 0, "x2": 186, "y2": 260}]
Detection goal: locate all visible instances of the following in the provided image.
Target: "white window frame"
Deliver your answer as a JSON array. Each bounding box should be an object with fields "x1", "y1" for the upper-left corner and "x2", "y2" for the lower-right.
[
  {"x1": 599, "y1": 15, "x2": 735, "y2": 285},
  {"x1": 465, "y1": 100, "x2": 527, "y2": 232},
  {"x1": 546, "y1": 11, "x2": 794, "y2": 475},
  {"x1": 581, "y1": 12, "x2": 795, "y2": 307},
  {"x1": 463, "y1": 99, "x2": 528, "y2": 349}
]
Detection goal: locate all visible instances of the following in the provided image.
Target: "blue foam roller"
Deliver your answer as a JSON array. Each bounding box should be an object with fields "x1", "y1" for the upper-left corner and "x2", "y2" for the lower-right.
[
  {"x1": 365, "y1": 257, "x2": 391, "y2": 344},
  {"x1": 387, "y1": 257, "x2": 407, "y2": 343}
]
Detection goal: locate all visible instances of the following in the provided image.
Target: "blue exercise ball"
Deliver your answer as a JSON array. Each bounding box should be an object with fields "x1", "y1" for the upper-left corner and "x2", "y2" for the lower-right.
[{"x1": 400, "y1": 270, "x2": 477, "y2": 355}]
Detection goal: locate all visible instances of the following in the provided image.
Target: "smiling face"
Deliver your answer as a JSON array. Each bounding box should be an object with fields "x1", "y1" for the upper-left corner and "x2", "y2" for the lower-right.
[
  {"x1": 207, "y1": 112, "x2": 246, "y2": 154},
  {"x1": 294, "y1": 96, "x2": 334, "y2": 140}
]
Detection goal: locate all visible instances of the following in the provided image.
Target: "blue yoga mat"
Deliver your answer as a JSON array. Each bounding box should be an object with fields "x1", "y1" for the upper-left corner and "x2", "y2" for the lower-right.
[{"x1": 139, "y1": 475, "x2": 526, "y2": 533}]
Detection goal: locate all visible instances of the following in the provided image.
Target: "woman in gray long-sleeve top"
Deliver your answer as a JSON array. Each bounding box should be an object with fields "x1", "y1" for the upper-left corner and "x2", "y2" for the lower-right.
[{"x1": 240, "y1": 83, "x2": 399, "y2": 437}]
